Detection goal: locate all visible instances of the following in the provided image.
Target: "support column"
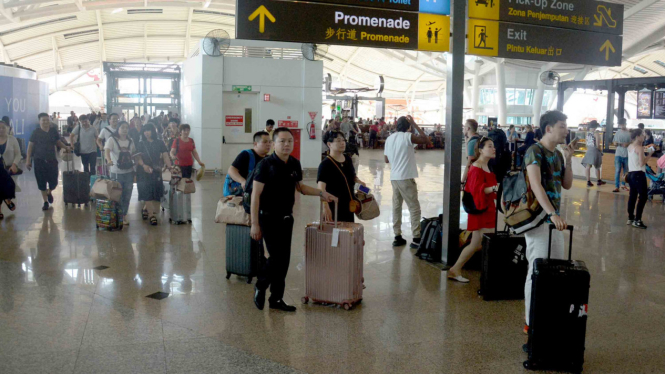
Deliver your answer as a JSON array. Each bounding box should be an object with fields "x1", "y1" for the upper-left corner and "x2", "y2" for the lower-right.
[
  {"x1": 532, "y1": 75, "x2": 546, "y2": 127},
  {"x1": 440, "y1": 0, "x2": 465, "y2": 266},
  {"x1": 471, "y1": 59, "x2": 482, "y2": 119},
  {"x1": 617, "y1": 90, "x2": 626, "y2": 120},
  {"x1": 604, "y1": 81, "x2": 615, "y2": 152},
  {"x1": 495, "y1": 60, "x2": 507, "y2": 126}
]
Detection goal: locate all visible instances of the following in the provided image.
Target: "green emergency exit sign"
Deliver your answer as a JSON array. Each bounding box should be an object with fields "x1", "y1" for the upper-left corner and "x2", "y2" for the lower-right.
[{"x1": 233, "y1": 85, "x2": 252, "y2": 92}]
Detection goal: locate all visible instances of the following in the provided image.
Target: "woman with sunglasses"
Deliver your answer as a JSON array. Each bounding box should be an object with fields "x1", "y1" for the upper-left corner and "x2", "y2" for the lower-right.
[
  {"x1": 448, "y1": 137, "x2": 498, "y2": 283},
  {"x1": 318, "y1": 131, "x2": 366, "y2": 222}
]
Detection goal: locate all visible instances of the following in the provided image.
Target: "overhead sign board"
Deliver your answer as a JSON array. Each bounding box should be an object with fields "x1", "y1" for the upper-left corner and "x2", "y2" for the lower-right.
[
  {"x1": 278, "y1": 120, "x2": 299, "y2": 128},
  {"x1": 286, "y1": 0, "x2": 450, "y2": 15},
  {"x1": 467, "y1": 19, "x2": 621, "y2": 66},
  {"x1": 469, "y1": 0, "x2": 623, "y2": 35},
  {"x1": 236, "y1": 0, "x2": 450, "y2": 52}
]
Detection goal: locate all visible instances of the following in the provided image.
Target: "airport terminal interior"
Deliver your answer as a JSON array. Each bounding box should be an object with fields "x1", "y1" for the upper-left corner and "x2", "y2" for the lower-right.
[{"x1": 1, "y1": 0, "x2": 665, "y2": 373}]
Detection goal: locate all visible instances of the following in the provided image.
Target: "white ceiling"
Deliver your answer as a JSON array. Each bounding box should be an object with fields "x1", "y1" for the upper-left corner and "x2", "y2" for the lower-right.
[{"x1": 0, "y1": 0, "x2": 664, "y2": 101}]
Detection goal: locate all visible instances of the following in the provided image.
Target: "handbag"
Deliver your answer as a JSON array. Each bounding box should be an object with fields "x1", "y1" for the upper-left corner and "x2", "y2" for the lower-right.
[
  {"x1": 326, "y1": 156, "x2": 361, "y2": 214},
  {"x1": 162, "y1": 167, "x2": 172, "y2": 182},
  {"x1": 215, "y1": 196, "x2": 251, "y2": 225},
  {"x1": 90, "y1": 177, "x2": 123, "y2": 202},
  {"x1": 355, "y1": 190, "x2": 380, "y2": 220},
  {"x1": 176, "y1": 178, "x2": 196, "y2": 194},
  {"x1": 462, "y1": 190, "x2": 488, "y2": 215}
]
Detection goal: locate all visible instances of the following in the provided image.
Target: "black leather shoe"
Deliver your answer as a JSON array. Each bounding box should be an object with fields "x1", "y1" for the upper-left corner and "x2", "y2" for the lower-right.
[
  {"x1": 269, "y1": 299, "x2": 296, "y2": 312},
  {"x1": 392, "y1": 235, "x2": 407, "y2": 247},
  {"x1": 254, "y1": 287, "x2": 265, "y2": 310}
]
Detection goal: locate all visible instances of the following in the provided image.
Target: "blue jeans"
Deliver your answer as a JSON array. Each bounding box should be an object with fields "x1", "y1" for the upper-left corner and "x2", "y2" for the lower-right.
[
  {"x1": 111, "y1": 172, "x2": 134, "y2": 216},
  {"x1": 614, "y1": 156, "x2": 628, "y2": 188}
]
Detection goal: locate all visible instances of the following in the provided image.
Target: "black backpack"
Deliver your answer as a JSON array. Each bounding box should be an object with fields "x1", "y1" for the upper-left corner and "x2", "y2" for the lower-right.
[
  {"x1": 415, "y1": 215, "x2": 443, "y2": 262},
  {"x1": 113, "y1": 137, "x2": 134, "y2": 170},
  {"x1": 242, "y1": 158, "x2": 273, "y2": 214}
]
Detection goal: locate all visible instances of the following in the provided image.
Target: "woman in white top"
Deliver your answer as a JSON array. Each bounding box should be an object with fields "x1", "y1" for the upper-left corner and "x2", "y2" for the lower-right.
[
  {"x1": 626, "y1": 129, "x2": 653, "y2": 229},
  {"x1": 0, "y1": 120, "x2": 20, "y2": 218},
  {"x1": 104, "y1": 121, "x2": 136, "y2": 225}
]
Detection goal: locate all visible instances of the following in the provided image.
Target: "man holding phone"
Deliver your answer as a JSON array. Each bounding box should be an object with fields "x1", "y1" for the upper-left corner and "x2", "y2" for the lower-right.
[
  {"x1": 522, "y1": 110, "x2": 574, "y2": 333},
  {"x1": 384, "y1": 115, "x2": 431, "y2": 249}
]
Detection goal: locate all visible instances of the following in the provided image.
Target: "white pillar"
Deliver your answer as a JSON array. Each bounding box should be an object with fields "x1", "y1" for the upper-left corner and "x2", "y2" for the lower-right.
[
  {"x1": 471, "y1": 59, "x2": 482, "y2": 119},
  {"x1": 439, "y1": 88, "x2": 446, "y2": 124},
  {"x1": 495, "y1": 60, "x2": 507, "y2": 127},
  {"x1": 532, "y1": 75, "x2": 546, "y2": 127}
]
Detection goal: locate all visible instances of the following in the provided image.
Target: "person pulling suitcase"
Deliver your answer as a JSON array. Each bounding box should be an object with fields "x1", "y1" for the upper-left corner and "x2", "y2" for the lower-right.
[{"x1": 248, "y1": 128, "x2": 337, "y2": 312}]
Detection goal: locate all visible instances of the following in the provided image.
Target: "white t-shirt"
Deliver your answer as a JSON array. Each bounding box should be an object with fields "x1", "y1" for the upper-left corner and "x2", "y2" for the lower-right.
[
  {"x1": 384, "y1": 132, "x2": 418, "y2": 181},
  {"x1": 98, "y1": 126, "x2": 117, "y2": 144},
  {"x1": 104, "y1": 137, "x2": 136, "y2": 174}
]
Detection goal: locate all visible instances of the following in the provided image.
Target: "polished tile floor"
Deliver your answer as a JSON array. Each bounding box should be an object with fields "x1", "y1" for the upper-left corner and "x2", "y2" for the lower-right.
[{"x1": 0, "y1": 150, "x2": 663, "y2": 373}]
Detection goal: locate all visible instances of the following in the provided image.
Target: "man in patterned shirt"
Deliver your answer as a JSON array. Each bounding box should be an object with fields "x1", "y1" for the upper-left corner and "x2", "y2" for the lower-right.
[{"x1": 523, "y1": 110, "x2": 575, "y2": 332}]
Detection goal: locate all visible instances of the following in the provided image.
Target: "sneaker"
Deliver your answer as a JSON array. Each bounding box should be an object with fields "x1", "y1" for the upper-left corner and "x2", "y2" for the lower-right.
[
  {"x1": 597, "y1": 180, "x2": 607, "y2": 186},
  {"x1": 621, "y1": 186, "x2": 630, "y2": 192},
  {"x1": 47, "y1": 192, "x2": 54, "y2": 204},
  {"x1": 626, "y1": 219, "x2": 634, "y2": 226},
  {"x1": 586, "y1": 181, "x2": 594, "y2": 187},
  {"x1": 392, "y1": 235, "x2": 407, "y2": 246},
  {"x1": 410, "y1": 237, "x2": 421, "y2": 249},
  {"x1": 523, "y1": 324, "x2": 529, "y2": 335},
  {"x1": 632, "y1": 220, "x2": 647, "y2": 229},
  {"x1": 612, "y1": 188, "x2": 620, "y2": 193},
  {"x1": 42, "y1": 202, "x2": 49, "y2": 211}
]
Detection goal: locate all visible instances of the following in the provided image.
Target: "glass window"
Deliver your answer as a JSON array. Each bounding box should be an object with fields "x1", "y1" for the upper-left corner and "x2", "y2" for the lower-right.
[
  {"x1": 506, "y1": 88, "x2": 516, "y2": 105},
  {"x1": 515, "y1": 89, "x2": 526, "y2": 105},
  {"x1": 118, "y1": 79, "x2": 139, "y2": 94},
  {"x1": 542, "y1": 90, "x2": 554, "y2": 108},
  {"x1": 151, "y1": 79, "x2": 172, "y2": 95},
  {"x1": 525, "y1": 89, "x2": 534, "y2": 105},
  {"x1": 480, "y1": 88, "x2": 496, "y2": 105}
]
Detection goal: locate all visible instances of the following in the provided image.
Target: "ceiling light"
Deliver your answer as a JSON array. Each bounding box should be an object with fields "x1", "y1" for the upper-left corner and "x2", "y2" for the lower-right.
[
  {"x1": 204, "y1": 0, "x2": 211, "y2": 8},
  {"x1": 112, "y1": 8, "x2": 123, "y2": 14}
]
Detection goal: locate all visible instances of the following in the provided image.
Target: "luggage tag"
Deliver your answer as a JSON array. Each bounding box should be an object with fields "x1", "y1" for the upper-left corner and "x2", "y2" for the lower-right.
[{"x1": 331, "y1": 228, "x2": 340, "y2": 247}]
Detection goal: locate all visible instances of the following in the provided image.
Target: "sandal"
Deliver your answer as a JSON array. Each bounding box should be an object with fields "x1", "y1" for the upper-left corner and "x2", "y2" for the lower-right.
[
  {"x1": 142, "y1": 209, "x2": 149, "y2": 220},
  {"x1": 149, "y1": 216, "x2": 158, "y2": 226},
  {"x1": 5, "y1": 200, "x2": 15, "y2": 211}
]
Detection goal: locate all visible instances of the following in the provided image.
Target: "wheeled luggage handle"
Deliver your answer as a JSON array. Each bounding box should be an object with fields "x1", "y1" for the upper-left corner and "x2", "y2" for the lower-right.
[
  {"x1": 547, "y1": 224, "x2": 574, "y2": 261},
  {"x1": 319, "y1": 201, "x2": 338, "y2": 229}
]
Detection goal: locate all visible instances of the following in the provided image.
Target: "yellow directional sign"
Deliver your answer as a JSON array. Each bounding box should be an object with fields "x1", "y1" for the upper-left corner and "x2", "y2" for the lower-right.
[
  {"x1": 467, "y1": 19, "x2": 499, "y2": 57},
  {"x1": 466, "y1": 19, "x2": 622, "y2": 66},
  {"x1": 248, "y1": 5, "x2": 275, "y2": 34},
  {"x1": 600, "y1": 40, "x2": 616, "y2": 61},
  {"x1": 417, "y1": 13, "x2": 450, "y2": 52},
  {"x1": 468, "y1": 0, "x2": 623, "y2": 35}
]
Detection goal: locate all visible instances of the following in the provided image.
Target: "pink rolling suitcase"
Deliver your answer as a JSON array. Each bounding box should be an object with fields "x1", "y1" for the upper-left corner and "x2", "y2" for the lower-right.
[{"x1": 302, "y1": 204, "x2": 364, "y2": 310}]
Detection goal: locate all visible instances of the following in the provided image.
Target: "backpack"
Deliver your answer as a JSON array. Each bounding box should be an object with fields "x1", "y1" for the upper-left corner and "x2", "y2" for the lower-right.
[
  {"x1": 224, "y1": 149, "x2": 256, "y2": 197},
  {"x1": 501, "y1": 144, "x2": 548, "y2": 234},
  {"x1": 488, "y1": 129, "x2": 508, "y2": 155},
  {"x1": 112, "y1": 137, "x2": 134, "y2": 170},
  {"x1": 242, "y1": 158, "x2": 273, "y2": 214},
  {"x1": 415, "y1": 215, "x2": 443, "y2": 262}
]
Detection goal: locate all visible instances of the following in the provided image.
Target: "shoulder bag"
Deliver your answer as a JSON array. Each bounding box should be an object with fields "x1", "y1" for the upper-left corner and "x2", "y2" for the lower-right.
[{"x1": 327, "y1": 156, "x2": 361, "y2": 214}]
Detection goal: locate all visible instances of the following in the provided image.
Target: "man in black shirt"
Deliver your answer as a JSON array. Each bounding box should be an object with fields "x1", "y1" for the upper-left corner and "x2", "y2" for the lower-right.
[
  {"x1": 224, "y1": 131, "x2": 271, "y2": 196},
  {"x1": 26, "y1": 113, "x2": 72, "y2": 211},
  {"x1": 250, "y1": 128, "x2": 337, "y2": 312}
]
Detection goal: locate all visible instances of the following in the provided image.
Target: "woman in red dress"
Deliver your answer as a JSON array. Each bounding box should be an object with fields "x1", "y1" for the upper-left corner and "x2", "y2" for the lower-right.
[{"x1": 448, "y1": 137, "x2": 498, "y2": 283}]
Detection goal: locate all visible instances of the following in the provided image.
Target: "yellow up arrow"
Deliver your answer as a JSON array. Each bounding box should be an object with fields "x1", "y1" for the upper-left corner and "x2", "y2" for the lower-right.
[
  {"x1": 600, "y1": 40, "x2": 616, "y2": 61},
  {"x1": 249, "y1": 5, "x2": 276, "y2": 34}
]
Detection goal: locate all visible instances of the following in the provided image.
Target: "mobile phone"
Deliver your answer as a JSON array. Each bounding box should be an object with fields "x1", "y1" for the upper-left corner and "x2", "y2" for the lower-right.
[
  {"x1": 569, "y1": 138, "x2": 580, "y2": 147},
  {"x1": 359, "y1": 185, "x2": 370, "y2": 194}
]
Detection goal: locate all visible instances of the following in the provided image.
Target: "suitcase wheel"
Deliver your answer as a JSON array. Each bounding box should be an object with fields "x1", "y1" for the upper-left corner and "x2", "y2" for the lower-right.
[
  {"x1": 188, "y1": 220, "x2": 192, "y2": 224},
  {"x1": 301, "y1": 297, "x2": 309, "y2": 304},
  {"x1": 162, "y1": 208, "x2": 165, "y2": 212},
  {"x1": 226, "y1": 272, "x2": 231, "y2": 280},
  {"x1": 77, "y1": 204, "x2": 81, "y2": 208},
  {"x1": 523, "y1": 360, "x2": 537, "y2": 371},
  {"x1": 343, "y1": 303, "x2": 352, "y2": 311},
  {"x1": 247, "y1": 277, "x2": 253, "y2": 284}
]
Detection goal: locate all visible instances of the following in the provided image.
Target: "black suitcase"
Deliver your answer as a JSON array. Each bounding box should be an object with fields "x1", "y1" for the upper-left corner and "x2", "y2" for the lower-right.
[
  {"x1": 63, "y1": 159, "x2": 90, "y2": 207},
  {"x1": 225, "y1": 224, "x2": 264, "y2": 284},
  {"x1": 524, "y1": 225, "x2": 590, "y2": 373},
  {"x1": 478, "y1": 228, "x2": 528, "y2": 301}
]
